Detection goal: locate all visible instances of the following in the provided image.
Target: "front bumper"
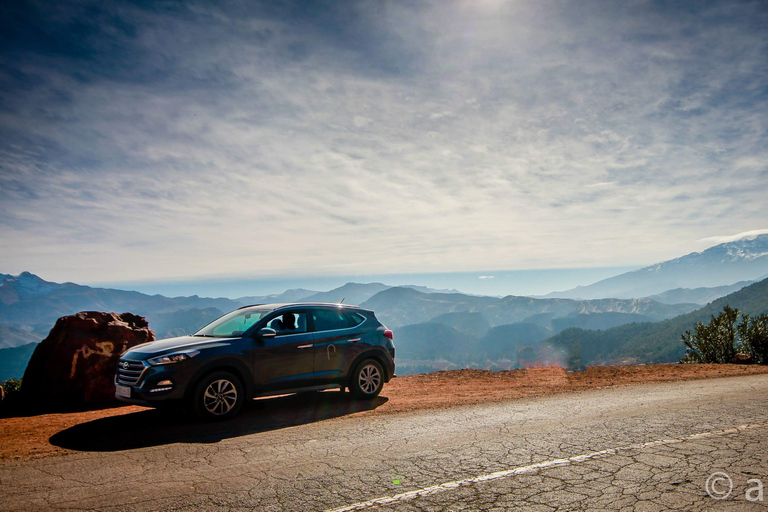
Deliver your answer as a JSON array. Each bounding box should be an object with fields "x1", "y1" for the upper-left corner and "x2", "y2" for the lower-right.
[{"x1": 114, "y1": 358, "x2": 191, "y2": 406}]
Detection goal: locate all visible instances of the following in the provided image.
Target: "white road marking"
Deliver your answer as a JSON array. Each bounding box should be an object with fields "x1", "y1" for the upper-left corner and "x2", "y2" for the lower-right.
[{"x1": 326, "y1": 423, "x2": 768, "y2": 512}]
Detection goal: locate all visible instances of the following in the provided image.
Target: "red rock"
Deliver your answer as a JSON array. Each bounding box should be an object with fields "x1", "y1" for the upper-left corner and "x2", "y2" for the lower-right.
[
  {"x1": 733, "y1": 353, "x2": 753, "y2": 364},
  {"x1": 21, "y1": 312, "x2": 155, "y2": 408}
]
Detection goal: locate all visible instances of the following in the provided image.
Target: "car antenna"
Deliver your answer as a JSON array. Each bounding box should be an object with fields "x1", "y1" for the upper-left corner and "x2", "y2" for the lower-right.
[{"x1": 340, "y1": 297, "x2": 345, "y2": 304}]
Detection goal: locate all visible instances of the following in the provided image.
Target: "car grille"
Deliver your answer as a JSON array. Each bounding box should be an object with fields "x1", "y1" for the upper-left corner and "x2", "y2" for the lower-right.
[{"x1": 116, "y1": 360, "x2": 147, "y2": 385}]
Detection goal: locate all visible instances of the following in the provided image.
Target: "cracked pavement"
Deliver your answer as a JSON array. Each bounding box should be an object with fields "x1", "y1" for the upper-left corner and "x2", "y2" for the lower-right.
[{"x1": 2, "y1": 374, "x2": 768, "y2": 511}]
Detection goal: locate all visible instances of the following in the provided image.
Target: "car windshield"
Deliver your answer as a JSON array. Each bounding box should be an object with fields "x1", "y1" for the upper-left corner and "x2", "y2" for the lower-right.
[{"x1": 194, "y1": 308, "x2": 270, "y2": 338}]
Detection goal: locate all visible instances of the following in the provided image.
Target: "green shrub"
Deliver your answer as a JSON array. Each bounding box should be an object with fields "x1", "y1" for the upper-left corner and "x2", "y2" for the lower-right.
[
  {"x1": 680, "y1": 306, "x2": 739, "y2": 363},
  {"x1": 2, "y1": 378, "x2": 21, "y2": 394},
  {"x1": 681, "y1": 306, "x2": 768, "y2": 364},
  {"x1": 738, "y1": 313, "x2": 768, "y2": 364},
  {"x1": 1, "y1": 378, "x2": 22, "y2": 401}
]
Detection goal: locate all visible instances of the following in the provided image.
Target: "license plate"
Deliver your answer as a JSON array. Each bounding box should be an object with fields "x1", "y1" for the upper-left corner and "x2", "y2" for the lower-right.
[{"x1": 115, "y1": 385, "x2": 131, "y2": 398}]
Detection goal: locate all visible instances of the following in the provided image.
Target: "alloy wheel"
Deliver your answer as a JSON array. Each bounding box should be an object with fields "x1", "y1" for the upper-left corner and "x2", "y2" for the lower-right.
[
  {"x1": 203, "y1": 379, "x2": 238, "y2": 416},
  {"x1": 358, "y1": 364, "x2": 381, "y2": 395}
]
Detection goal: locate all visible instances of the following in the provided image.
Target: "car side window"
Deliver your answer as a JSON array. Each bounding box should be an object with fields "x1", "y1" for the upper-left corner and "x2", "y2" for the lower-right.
[
  {"x1": 266, "y1": 312, "x2": 308, "y2": 336},
  {"x1": 312, "y1": 309, "x2": 354, "y2": 332}
]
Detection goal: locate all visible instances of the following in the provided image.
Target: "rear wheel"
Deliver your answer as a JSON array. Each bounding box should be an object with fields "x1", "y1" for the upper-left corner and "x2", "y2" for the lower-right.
[
  {"x1": 350, "y1": 359, "x2": 384, "y2": 399},
  {"x1": 192, "y1": 371, "x2": 244, "y2": 420}
]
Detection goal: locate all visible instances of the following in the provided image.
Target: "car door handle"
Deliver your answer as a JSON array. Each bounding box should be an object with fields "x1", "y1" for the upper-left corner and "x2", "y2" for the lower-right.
[
  {"x1": 347, "y1": 338, "x2": 361, "y2": 343},
  {"x1": 297, "y1": 344, "x2": 313, "y2": 349}
]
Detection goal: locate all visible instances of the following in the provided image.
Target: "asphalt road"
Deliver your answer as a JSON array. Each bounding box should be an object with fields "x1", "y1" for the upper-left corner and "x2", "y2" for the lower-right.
[{"x1": 2, "y1": 375, "x2": 768, "y2": 511}]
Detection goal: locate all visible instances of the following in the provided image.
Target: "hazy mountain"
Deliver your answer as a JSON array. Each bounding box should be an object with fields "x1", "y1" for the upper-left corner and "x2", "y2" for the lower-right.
[
  {"x1": 481, "y1": 323, "x2": 552, "y2": 358},
  {"x1": 646, "y1": 281, "x2": 755, "y2": 305},
  {"x1": 0, "y1": 325, "x2": 41, "y2": 349},
  {"x1": 550, "y1": 312, "x2": 652, "y2": 332},
  {"x1": 298, "y1": 282, "x2": 391, "y2": 306},
  {"x1": 149, "y1": 307, "x2": 226, "y2": 339},
  {"x1": 0, "y1": 343, "x2": 37, "y2": 381},
  {"x1": 544, "y1": 234, "x2": 768, "y2": 300},
  {"x1": 395, "y1": 323, "x2": 478, "y2": 360},
  {"x1": 429, "y1": 312, "x2": 491, "y2": 338},
  {"x1": 236, "y1": 288, "x2": 319, "y2": 306},
  {"x1": 362, "y1": 287, "x2": 498, "y2": 328},
  {"x1": 361, "y1": 287, "x2": 695, "y2": 330},
  {"x1": 362, "y1": 286, "x2": 696, "y2": 375},
  {"x1": 295, "y1": 282, "x2": 457, "y2": 306},
  {"x1": 393, "y1": 310, "x2": 652, "y2": 374},
  {"x1": 403, "y1": 285, "x2": 461, "y2": 294},
  {"x1": 544, "y1": 276, "x2": 768, "y2": 367},
  {"x1": 0, "y1": 272, "x2": 241, "y2": 335},
  {"x1": 395, "y1": 321, "x2": 550, "y2": 361}
]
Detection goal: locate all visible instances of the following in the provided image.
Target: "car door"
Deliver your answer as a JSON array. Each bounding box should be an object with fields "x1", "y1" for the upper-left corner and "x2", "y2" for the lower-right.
[
  {"x1": 252, "y1": 310, "x2": 315, "y2": 390},
  {"x1": 311, "y1": 308, "x2": 367, "y2": 383}
]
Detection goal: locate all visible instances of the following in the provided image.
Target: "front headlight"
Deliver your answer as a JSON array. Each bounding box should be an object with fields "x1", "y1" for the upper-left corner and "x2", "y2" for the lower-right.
[{"x1": 147, "y1": 350, "x2": 200, "y2": 366}]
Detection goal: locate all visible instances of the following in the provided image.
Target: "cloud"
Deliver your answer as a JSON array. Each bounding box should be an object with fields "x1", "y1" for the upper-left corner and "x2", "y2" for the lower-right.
[
  {"x1": 1, "y1": 0, "x2": 767, "y2": 283},
  {"x1": 697, "y1": 230, "x2": 768, "y2": 246}
]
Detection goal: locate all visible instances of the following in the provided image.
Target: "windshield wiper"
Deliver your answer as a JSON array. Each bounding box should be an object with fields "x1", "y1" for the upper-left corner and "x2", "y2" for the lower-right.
[{"x1": 193, "y1": 334, "x2": 216, "y2": 337}]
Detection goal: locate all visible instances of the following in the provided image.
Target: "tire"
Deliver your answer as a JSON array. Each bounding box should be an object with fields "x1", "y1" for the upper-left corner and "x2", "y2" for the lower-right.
[
  {"x1": 350, "y1": 359, "x2": 384, "y2": 399},
  {"x1": 192, "y1": 371, "x2": 244, "y2": 420}
]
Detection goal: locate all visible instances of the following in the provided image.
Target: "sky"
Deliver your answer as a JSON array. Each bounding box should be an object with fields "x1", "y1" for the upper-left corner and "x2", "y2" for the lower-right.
[{"x1": 1, "y1": 0, "x2": 767, "y2": 296}]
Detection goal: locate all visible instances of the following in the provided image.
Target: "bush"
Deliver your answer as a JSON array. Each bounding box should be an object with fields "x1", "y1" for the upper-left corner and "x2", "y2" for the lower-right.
[
  {"x1": 738, "y1": 313, "x2": 768, "y2": 364},
  {"x1": 1, "y1": 378, "x2": 22, "y2": 397},
  {"x1": 681, "y1": 306, "x2": 768, "y2": 364},
  {"x1": 680, "y1": 306, "x2": 739, "y2": 363},
  {"x1": 0, "y1": 378, "x2": 23, "y2": 412}
]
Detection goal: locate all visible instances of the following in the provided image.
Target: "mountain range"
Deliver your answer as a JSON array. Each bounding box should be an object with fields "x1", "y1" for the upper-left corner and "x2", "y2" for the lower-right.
[
  {"x1": 543, "y1": 234, "x2": 768, "y2": 300},
  {"x1": 2, "y1": 234, "x2": 768, "y2": 380},
  {"x1": 545, "y1": 277, "x2": 768, "y2": 368}
]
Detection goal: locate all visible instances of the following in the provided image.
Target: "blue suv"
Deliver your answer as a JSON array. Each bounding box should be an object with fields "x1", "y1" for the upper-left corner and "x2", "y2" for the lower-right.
[{"x1": 115, "y1": 303, "x2": 395, "y2": 420}]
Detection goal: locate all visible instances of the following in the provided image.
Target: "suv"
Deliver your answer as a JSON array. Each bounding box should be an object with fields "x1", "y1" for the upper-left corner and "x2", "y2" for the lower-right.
[{"x1": 115, "y1": 303, "x2": 395, "y2": 420}]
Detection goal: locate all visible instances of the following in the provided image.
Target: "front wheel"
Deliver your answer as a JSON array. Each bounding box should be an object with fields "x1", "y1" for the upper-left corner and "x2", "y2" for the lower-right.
[
  {"x1": 350, "y1": 359, "x2": 384, "y2": 399},
  {"x1": 192, "y1": 371, "x2": 244, "y2": 420}
]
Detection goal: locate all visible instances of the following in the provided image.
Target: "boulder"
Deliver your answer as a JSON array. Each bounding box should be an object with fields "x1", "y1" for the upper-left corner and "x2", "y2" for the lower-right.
[
  {"x1": 733, "y1": 353, "x2": 753, "y2": 364},
  {"x1": 22, "y1": 312, "x2": 155, "y2": 408}
]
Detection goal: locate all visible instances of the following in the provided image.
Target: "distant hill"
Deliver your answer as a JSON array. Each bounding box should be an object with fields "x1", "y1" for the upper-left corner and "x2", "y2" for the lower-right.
[
  {"x1": 149, "y1": 307, "x2": 226, "y2": 338},
  {"x1": 544, "y1": 277, "x2": 768, "y2": 367},
  {"x1": 236, "y1": 288, "x2": 319, "y2": 306},
  {"x1": 0, "y1": 272, "x2": 241, "y2": 336},
  {"x1": 0, "y1": 325, "x2": 42, "y2": 349},
  {"x1": 0, "y1": 343, "x2": 37, "y2": 381},
  {"x1": 361, "y1": 286, "x2": 695, "y2": 330},
  {"x1": 394, "y1": 321, "x2": 552, "y2": 362},
  {"x1": 429, "y1": 312, "x2": 491, "y2": 338},
  {"x1": 395, "y1": 323, "x2": 478, "y2": 360},
  {"x1": 295, "y1": 282, "x2": 458, "y2": 307},
  {"x1": 299, "y1": 282, "x2": 391, "y2": 306},
  {"x1": 551, "y1": 312, "x2": 652, "y2": 332},
  {"x1": 393, "y1": 320, "x2": 563, "y2": 375},
  {"x1": 363, "y1": 287, "x2": 498, "y2": 328},
  {"x1": 646, "y1": 281, "x2": 755, "y2": 305},
  {"x1": 544, "y1": 234, "x2": 768, "y2": 300},
  {"x1": 482, "y1": 323, "x2": 552, "y2": 358},
  {"x1": 378, "y1": 288, "x2": 696, "y2": 375}
]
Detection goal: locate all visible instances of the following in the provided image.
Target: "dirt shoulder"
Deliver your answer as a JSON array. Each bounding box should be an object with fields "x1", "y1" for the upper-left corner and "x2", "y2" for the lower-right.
[{"x1": 2, "y1": 363, "x2": 768, "y2": 463}]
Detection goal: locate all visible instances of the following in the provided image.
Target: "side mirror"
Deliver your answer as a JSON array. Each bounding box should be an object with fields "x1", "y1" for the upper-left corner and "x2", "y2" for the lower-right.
[{"x1": 257, "y1": 328, "x2": 277, "y2": 339}]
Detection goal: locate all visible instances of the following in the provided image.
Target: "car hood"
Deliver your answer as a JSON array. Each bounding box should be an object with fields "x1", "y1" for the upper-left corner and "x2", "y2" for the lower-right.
[{"x1": 124, "y1": 335, "x2": 237, "y2": 356}]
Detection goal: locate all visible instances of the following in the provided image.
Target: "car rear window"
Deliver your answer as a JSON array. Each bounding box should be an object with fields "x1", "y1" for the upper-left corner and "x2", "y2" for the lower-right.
[{"x1": 344, "y1": 312, "x2": 364, "y2": 327}]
